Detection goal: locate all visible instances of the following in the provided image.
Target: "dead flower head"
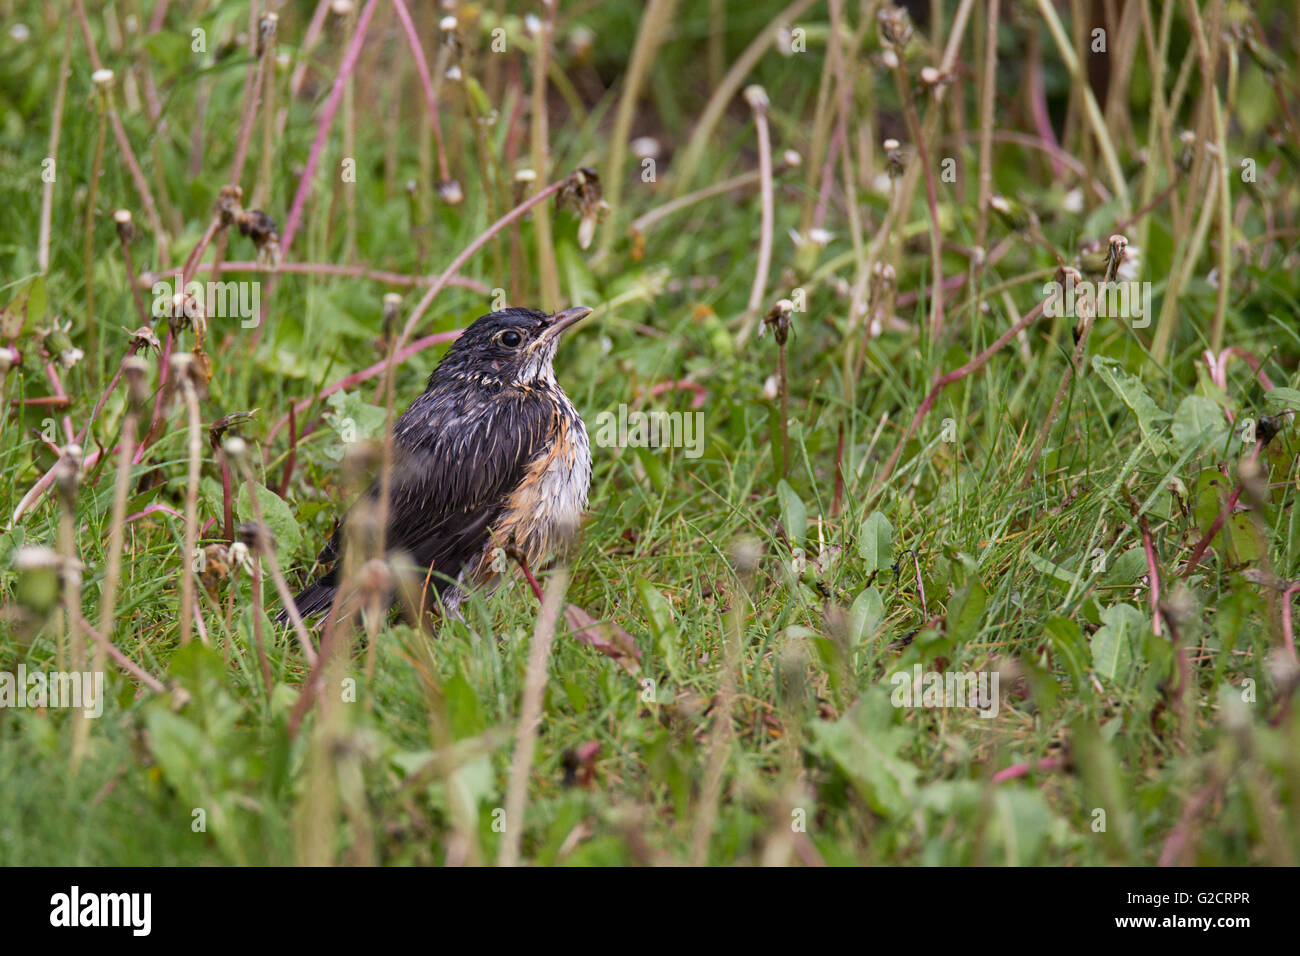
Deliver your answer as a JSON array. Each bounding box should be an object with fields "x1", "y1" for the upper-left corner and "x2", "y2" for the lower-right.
[
  {"x1": 124, "y1": 325, "x2": 162, "y2": 356},
  {"x1": 559, "y1": 167, "x2": 609, "y2": 251},
  {"x1": 762, "y1": 299, "x2": 795, "y2": 345},
  {"x1": 216, "y1": 185, "x2": 282, "y2": 267},
  {"x1": 236, "y1": 209, "x2": 282, "y2": 268},
  {"x1": 877, "y1": 4, "x2": 914, "y2": 50}
]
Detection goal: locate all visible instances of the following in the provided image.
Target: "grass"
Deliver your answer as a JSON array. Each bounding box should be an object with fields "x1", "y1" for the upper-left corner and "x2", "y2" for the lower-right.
[{"x1": 1, "y1": 0, "x2": 1299, "y2": 866}]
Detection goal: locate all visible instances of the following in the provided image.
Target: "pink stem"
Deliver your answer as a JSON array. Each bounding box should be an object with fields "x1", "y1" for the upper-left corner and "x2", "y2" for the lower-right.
[
  {"x1": 991, "y1": 757, "x2": 1063, "y2": 783},
  {"x1": 392, "y1": 0, "x2": 451, "y2": 182},
  {"x1": 1142, "y1": 523, "x2": 1162, "y2": 637},
  {"x1": 281, "y1": 0, "x2": 380, "y2": 253},
  {"x1": 1280, "y1": 584, "x2": 1300, "y2": 665}
]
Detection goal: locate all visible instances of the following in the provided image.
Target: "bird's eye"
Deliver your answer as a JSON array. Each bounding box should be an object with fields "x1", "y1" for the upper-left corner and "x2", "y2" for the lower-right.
[{"x1": 498, "y1": 330, "x2": 523, "y2": 348}]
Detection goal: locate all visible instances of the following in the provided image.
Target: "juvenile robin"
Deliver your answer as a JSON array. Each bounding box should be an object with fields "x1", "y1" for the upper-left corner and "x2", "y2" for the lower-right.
[{"x1": 281, "y1": 305, "x2": 593, "y2": 622}]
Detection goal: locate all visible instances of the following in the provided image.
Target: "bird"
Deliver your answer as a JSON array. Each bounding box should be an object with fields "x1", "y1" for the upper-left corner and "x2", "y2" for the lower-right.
[{"x1": 279, "y1": 305, "x2": 593, "y2": 624}]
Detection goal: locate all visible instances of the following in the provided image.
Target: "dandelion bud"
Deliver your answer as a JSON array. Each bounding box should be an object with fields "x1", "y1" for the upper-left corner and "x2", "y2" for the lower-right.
[
  {"x1": 437, "y1": 180, "x2": 464, "y2": 205},
  {"x1": 743, "y1": 84, "x2": 769, "y2": 112},
  {"x1": 568, "y1": 25, "x2": 595, "y2": 60},
  {"x1": 113, "y1": 209, "x2": 135, "y2": 243},
  {"x1": 257, "y1": 12, "x2": 278, "y2": 56}
]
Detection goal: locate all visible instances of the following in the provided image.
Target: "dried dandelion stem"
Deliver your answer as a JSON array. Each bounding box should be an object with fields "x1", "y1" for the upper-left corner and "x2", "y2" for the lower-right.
[
  {"x1": 599, "y1": 0, "x2": 680, "y2": 258},
  {"x1": 281, "y1": 0, "x2": 380, "y2": 253},
  {"x1": 38, "y1": 27, "x2": 71, "y2": 274},
  {"x1": 499, "y1": 567, "x2": 570, "y2": 866},
  {"x1": 178, "y1": 363, "x2": 203, "y2": 646},
  {"x1": 673, "y1": 0, "x2": 819, "y2": 195},
  {"x1": 229, "y1": 442, "x2": 319, "y2": 667},
  {"x1": 96, "y1": 359, "x2": 146, "y2": 671},
  {"x1": 392, "y1": 0, "x2": 451, "y2": 185},
  {"x1": 530, "y1": 2, "x2": 561, "y2": 310},
  {"x1": 1032, "y1": 0, "x2": 1131, "y2": 213},
  {"x1": 71, "y1": 0, "x2": 166, "y2": 246},
  {"x1": 738, "y1": 86, "x2": 775, "y2": 346}
]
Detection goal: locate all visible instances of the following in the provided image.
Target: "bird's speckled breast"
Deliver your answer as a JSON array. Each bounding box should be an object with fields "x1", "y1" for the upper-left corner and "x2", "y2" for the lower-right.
[{"x1": 493, "y1": 397, "x2": 591, "y2": 568}]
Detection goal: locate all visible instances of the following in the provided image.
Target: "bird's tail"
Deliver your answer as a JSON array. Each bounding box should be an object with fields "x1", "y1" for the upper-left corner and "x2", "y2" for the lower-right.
[{"x1": 274, "y1": 580, "x2": 337, "y2": 626}]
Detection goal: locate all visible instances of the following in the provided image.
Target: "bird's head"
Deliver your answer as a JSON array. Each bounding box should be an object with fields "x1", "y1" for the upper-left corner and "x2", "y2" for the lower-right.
[{"x1": 435, "y1": 306, "x2": 592, "y2": 389}]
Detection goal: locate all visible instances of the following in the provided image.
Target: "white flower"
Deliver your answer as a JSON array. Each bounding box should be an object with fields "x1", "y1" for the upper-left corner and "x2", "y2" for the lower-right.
[{"x1": 1117, "y1": 245, "x2": 1141, "y2": 283}]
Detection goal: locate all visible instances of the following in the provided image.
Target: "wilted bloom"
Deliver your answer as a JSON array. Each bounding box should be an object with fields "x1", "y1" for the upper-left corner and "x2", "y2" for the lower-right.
[
  {"x1": 124, "y1": 325, "x2": 161, "y2": 355},
  {"x1": 919, "y1": 66, "x2": 944, "y2": 87},
  {"x1": 763, "y1": 299, "x2": 794, "y2": 344},
  {"x1": 257, "y1": 12, "x2": 278, "y2": 56},
  {"x1": 437, "y1": 179, "x2": 464, "y2": 205},
  {"x1": 877, "y1": 4, "x2": 913, "y2": 50},
  {"x1": 883, "y1": 138, "x2": 905, "y2": 177},
  {"x1": 228, "y1": 541, "x2": 252, "y2": 575},
  {"x1": 1177, "y1": 130, "x2": 1197, "y2": 172},
  {"x1": 558, "y1": 167, "x2": 608, "y2": 250},
  {"x1": 237, "y1": 208, "x2": 282, "y2": 267},
  {"x1": 113, "y1": 208, "x2": 136, "y2": 243},
  {"x1": 568, "y1": 25, "x2": 595, "y2": 60}
]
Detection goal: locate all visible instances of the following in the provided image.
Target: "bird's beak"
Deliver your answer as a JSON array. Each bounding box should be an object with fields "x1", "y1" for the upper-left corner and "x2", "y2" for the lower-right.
[{"x1": 540, "y1": 306, "x2": 593, "y2": 342}]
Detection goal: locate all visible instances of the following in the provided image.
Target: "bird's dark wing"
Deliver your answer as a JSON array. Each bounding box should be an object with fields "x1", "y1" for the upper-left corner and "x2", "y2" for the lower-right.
[{"x1": 312, "y1": 385, "x2": 556, "y2": 593}]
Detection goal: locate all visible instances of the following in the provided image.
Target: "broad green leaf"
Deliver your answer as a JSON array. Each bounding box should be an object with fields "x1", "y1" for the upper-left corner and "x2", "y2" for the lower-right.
[
  {"x1": 946, "y1": 582, "x2": 988, "y2": 643},
  {"x1": 1091, "y1": 356, "x2": 1171, "y2": 456},
  {"x1": 776, "y1": 479, "x2": 807, "y2": 547},
  {"x1": 848, "y1": 586, "x2": 884, "y2": 644},
  {"x1": 808, "y1": 688, "x2": 918, "y2": 818},
  {"x1": 1264, "y1": 387, "x2": 1300, "y2": 413},
  {"x1": 1171, "y1": 395, "x2": 1228, "y2": 454},
  {"x1": 1025, "y1": 550, "x2": 1075, "y2": 585},
  {"x1": 635, "y1": 578, "x2": 680, "y2": 677},
  {"x1": 858, "y1": 511, "x2": 893, "y2": 573},
  {"x1": 236, "y1": 481, "x2": 302, "y2": 568},
  {"x1": 1044, "y1": 615, "x2": 1091, "y2": 691},
  {"x1": 1091, "y1": 603, "x2": 1145, "y2": 683}
]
